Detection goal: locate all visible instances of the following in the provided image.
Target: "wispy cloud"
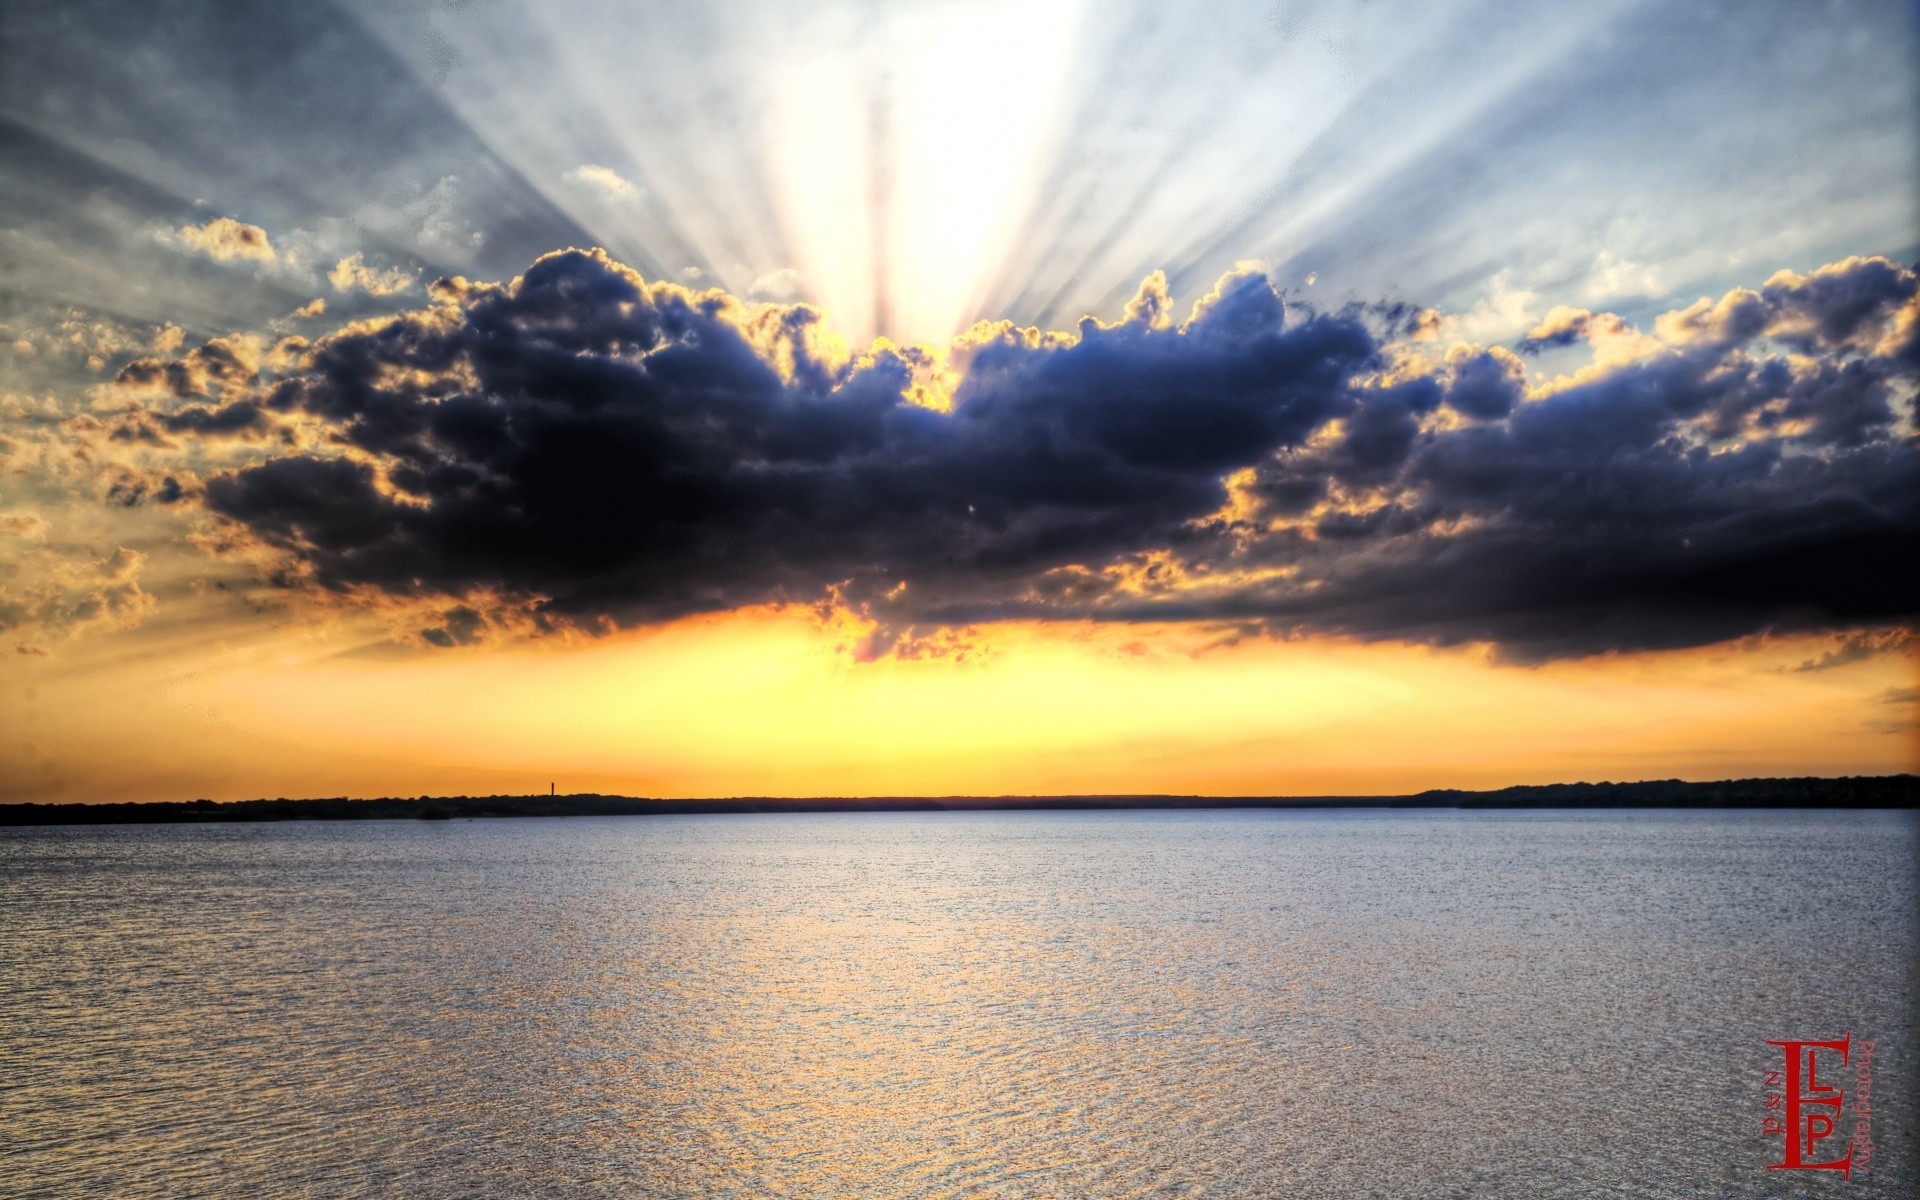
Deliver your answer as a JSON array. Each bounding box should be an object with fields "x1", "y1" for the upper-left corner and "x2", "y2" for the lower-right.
[{"x1": 1792, "y1": 630, "x2": 1916, "y2": 673}]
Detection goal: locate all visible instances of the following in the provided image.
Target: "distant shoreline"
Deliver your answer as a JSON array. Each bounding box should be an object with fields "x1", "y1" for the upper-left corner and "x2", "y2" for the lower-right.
[{"x1": 1, "y1": 775, "x2": 1914, "y2": 826}]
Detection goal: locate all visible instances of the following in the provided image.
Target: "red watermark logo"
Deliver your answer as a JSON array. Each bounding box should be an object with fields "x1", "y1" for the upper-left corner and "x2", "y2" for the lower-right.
[{"x1": 1763, "y1": 1033, "x2": 1875, "y2": 1178}]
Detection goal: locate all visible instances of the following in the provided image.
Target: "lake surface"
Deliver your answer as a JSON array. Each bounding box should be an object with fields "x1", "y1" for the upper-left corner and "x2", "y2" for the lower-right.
[{"x1": 1, "y1": 810, "x2": 1913, "y2": 1198}]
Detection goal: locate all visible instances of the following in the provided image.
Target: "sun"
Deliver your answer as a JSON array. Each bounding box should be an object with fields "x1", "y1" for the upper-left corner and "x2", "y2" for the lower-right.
[{"x1": 764, "y1": 0, "x2": 1086, "y2": 347}]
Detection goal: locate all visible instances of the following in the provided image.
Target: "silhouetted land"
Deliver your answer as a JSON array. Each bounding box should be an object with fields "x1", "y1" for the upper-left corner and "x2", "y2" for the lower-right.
[{"x1": 1, "y1": 776, "x2": 1914, "y2": 825}]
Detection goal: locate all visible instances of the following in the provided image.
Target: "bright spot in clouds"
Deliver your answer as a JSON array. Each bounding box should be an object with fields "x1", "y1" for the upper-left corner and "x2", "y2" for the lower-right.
[
  {"x1": 563, "y1": 163, "x2": 639, "y2": 197},
  {"x1": 171, "y1": 216, "x2": 276, "y2": 263},
  {"x1": 765, "y1": 0, "x2": 1085, "y2": 343}
]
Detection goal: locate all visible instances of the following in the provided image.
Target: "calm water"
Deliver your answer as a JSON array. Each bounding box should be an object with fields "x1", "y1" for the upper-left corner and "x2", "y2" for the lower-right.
[{"x1": 1, "y1": 810, "x2": 1913, "y2": 1198}]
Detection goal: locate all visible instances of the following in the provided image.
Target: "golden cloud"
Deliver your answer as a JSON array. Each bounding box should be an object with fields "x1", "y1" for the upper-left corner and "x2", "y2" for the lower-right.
[
  {"x1": 173, "y1": 217, "x2": 276, "y2": 264},
  {"x1": 328, "y1": 253, "x2": 416, "y2": 297}
]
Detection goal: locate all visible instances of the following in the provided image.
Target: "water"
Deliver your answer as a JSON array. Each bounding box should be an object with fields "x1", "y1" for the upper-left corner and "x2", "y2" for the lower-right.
[{"x1": 1, "y1": 809, "x2": 1913, "y2": 1198}]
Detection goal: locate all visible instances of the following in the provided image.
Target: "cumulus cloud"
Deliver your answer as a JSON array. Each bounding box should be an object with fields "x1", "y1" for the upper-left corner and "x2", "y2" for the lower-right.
[
  {"x1": 116, "y1": 247, "x2": 1917, "y2": 661},
  {"x1": 1655, "y1": 256, "x2": 1920, "y2": 364},
  {"x1": 328, "y1": 253, "x2": 416, "y2": 296},
  {"x1": 172, "y1": 217, "x2": 276, "y2": 263}
]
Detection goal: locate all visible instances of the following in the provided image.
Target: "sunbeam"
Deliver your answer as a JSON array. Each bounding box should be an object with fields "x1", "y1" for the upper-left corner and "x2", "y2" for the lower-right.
[
  {"x1": 7, "y1": 0, "x2": 1908, "y2": 349},
  {"x1": 0, "y1": 0, "x2": 1913, "y2": 805},
  {"x1": 2, "y1": 8, "x2": 1916, "y2": 1191}
]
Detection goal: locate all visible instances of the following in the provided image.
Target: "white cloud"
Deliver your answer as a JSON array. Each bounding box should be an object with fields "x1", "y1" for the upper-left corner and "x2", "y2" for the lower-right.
[
  {"x1": 749, "y1": 268, "x2": 806, "y2": 302},
  {"x1": 1443, "y1": 270, "x2": 1540, "y2": 344},
  {"x1": 1583, "y1": 250, "x2": 1664, "y2": 302}
]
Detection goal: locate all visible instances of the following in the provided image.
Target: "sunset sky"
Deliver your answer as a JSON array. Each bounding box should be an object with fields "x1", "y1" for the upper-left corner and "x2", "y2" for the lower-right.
[{"x1": 1, "y1": 0, "x2": 1915, "y2": 803}]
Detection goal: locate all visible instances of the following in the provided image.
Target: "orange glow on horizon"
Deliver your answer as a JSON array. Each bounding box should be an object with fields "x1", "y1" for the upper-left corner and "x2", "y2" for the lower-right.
[{"x1": 4, "y1": 605, "x2": 1912, "y2": 804}]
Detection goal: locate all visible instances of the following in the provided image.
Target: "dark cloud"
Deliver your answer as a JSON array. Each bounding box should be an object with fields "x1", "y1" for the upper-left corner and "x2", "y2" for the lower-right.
[
  {"x1": 1233, "y1": 323, "x2": 1918, "y2": 656},
  {"x1": 161, "y1": 401, "x2": 266, "y2": 437},
  {"x1": 1516, "y1": 307, "x2": 1631, "y2": 354},
  {"x1": 174, "y1": 248, "x2": 1917, "y2": 660},
  {"x1": 203, "y1": 252, "x2": 1369, "y2": 629},
  {"x1": 1442, "y1": 347, "x2": 1525, "y2": 420},
  {"x1": 419, "y1": 605, "x2": 487, "y2": 649},
  {"x1": 112, "y1": 337, "x2": 258, "y2": 399},
  {"x1": 1653, "y1": 256, "x2": 1920, "y2": 360}
]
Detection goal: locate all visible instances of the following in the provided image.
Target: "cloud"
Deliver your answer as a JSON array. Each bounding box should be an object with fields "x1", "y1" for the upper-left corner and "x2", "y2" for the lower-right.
[
  {"x1": 1876, "y1": 685, "x2": 1920, "y2": 734},
  {"x1": 328, "y1": 253, "x2": 416, "y2": 296},
  {"x1": 172, "y1": 217, "x2": 276, "y2": 264},
  {"x1": 3, "y1": 312, "x2": 171, "y2": 371},
  {"x1": 1582, "y1": 250, "x2": 1664, "y2": 302},
  {"x1": 1790, "y1": 629, "x2": 1915, "y2": 673},
  {"x1": 418, "y1": 604, "x2": 491, "y2": 648},
  {"x1": 1652, "y1": 256, "x2": 1920, "y2": 358},
  {"x1": 127, "y1": 247, "x2": 1917, "y2": 661},
  {"x1": 0, "y1": 512, "x2": 50, "y2": 540},
  {"x1": 562, "y1": 164, "x2": 639, "y2": 198},
  {"x1": 1441, "y1": 270, "x2": 1539, "y2": 344},
  {"x1": 0, "y1": 545, "x2": 155, "y2": 650},
  {"x1": 749, "y1": 268, "x2": 806, "y2": 303},
  {"x1": 1439, "y1": 344, "x2": 1525, "y2": 420},
  {"x1": 292, "y1": 298, "x2": 326, "y2": 319},
  {"x1": 109, "y1": 335, "x2": 261, "y2": 400}
]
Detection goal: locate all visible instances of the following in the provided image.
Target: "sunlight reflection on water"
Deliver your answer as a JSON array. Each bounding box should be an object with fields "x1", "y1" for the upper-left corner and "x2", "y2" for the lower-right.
[{"x1": 2, "y1": 809, "x2": 1913, "y2": 1198}]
